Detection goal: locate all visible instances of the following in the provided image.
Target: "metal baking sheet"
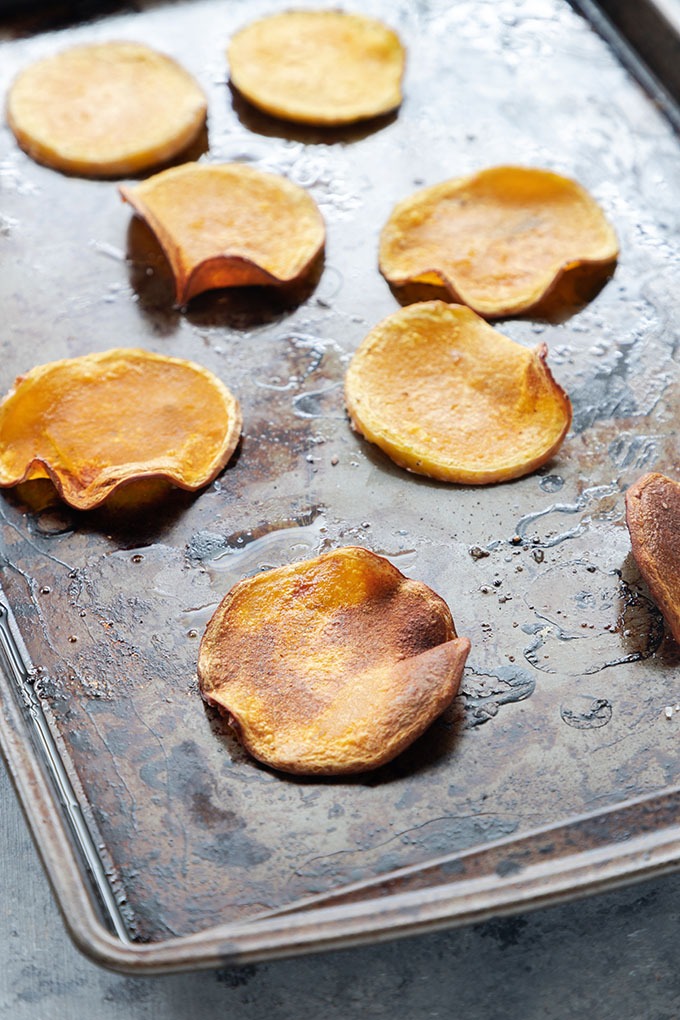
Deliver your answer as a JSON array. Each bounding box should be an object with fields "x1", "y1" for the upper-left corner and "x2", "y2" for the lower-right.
[{"x1": 1, "y1": 0, "x2": 680, "y2": 973}]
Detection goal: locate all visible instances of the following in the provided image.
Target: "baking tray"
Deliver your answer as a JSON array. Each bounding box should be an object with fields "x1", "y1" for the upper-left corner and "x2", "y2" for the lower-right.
[{"x1": 1, "y1": 0, "x2": 680, "y2": 974}]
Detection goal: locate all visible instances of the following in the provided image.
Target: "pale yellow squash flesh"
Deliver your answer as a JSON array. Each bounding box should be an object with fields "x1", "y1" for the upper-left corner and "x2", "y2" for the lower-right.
[
  {"x1": 228, "y1": 10, "x2": 405, "y2": 125},
  {"x1": 379, "y1": 166, "x2": 619, "y2": 317},
  {"x1": 345, "y1": 301, "x2": 572, "y2": 484},
  {"x1": 0, "y1": 349, "x2": 242, "y2": 509},
  {"x1": 626, "y1": 472, "x2": 680, "y2": 645},
  {"x1": 7, "y1": 41, "x2": 207, "y2": 177},
  {"x1": 120, "y1": 162, "x2": 325, "y2": 304}
]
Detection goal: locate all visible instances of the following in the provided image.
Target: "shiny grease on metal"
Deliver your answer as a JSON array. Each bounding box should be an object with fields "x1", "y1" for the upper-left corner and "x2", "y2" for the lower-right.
[{"x1": 0, "y1": 0, "x2": 680, "y2": 960}]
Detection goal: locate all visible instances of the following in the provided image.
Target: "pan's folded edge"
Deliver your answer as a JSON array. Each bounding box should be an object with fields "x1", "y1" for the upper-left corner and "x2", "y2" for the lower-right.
[
  {"x1": 0, "y1": 599, "x2": 134, "y2": 946},
  {"x1": 3, "y1": 588, "x2": 680, "y2": 975},
  {"x1": 569, "y1": 0, "x2": 680, "y2": 132}
]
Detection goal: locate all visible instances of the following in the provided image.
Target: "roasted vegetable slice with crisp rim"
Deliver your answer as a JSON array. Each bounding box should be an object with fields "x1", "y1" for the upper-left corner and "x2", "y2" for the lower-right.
[
  {"x1": 198, "y1": 546, "x2": 470, "y2": 775},
  {"x1": 120, "y1": 162, "x2": 326, "y2": 305},
  {"x1": 345, "y1": 300, "x2": 572, "y2": 484},
  {"x1": 0, "y1": 348, "x2": 242, "y2": 510},
  {"x1": 379, "y1": 166, "x2": 619, "y2": 317},
  {"x1": 6, "y1": 41, "x2": 207, "y2": 178},
  {"x1": 227, "y1": 9, "x2": 405, "y2": 125},
  {"x1": 626, "y1": 472, "x2": 680, "y2": 645}
]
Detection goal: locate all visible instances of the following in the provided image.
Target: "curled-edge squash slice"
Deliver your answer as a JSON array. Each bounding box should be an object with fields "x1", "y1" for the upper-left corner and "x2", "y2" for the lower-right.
[
  {"x1": 227, "y1": 10, "x2": 405, "y2": 125},
  {"x1": 345, "y1": 301, "x2": 572, "y2": 484},
  {"x1": 6, "y1": 41, "x2": 207, "y2": 177},
  {"x1": 379, "y1": 166, "x2": 619, "y2": 317},
  {"x1": 198, "y1": 546, "x2": 471, "y2": 775},
  {"x1": 121, "y1": 162, "x2": 325, "y2": 304},
  {"x1": 0, "y1": 349, "x2": 242, "y2": 510},
  {"x1": 625, "y1": 472, "x2": 680, "y2": 644}
]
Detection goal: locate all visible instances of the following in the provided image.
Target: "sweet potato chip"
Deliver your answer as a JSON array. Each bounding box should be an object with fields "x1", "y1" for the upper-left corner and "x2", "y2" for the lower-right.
[
  {"x1": 198, "y1": 546, "x2": 470, "y2": 775},
  {"x1": 626, "y1": 472, "x2": 680, "y2": 644},
  {"x1": 6, "y1": 41, "x2": 207, "y2": 177},
  {"x1": 379, "y1": 166, "x2": 619, "y2": 317},
  {"x1": 345, "y1": 301, "x2": 572, "y2": 484},
  {"x1": 227, "y1": 10, "x2": 405, "y2": 125},
  {"x1": 120, "y1": 162, "x2": 326, "y2": 304},
  {"x1": 0, "y1": 348, "x2": 242, "y2": 510}
]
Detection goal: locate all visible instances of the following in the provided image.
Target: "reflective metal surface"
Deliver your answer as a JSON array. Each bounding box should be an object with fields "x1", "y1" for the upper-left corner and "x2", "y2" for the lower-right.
[{"x1": 0, "y1": 0, "x2": 679, "y2": 971}]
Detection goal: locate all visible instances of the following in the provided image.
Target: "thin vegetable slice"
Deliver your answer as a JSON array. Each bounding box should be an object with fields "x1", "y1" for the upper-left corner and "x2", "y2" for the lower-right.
[
  {"x1": 0, "y1": 349, "x2": 242, "y2": 510},
  {"x1": 198, "y1": 546, "x2": 470, "y2": 775},
  {"x1": 6, "y1": 41, "x2": 207, "y2": 177},
  {"x1": 227, "y1": 10, "x2": 405, "y2": 125},
  {"x1": 345, "y1": 300, "x2": 572, "y2": 484},
  {"x1": 626, "y1": 472, "x2": 680, "y2": 644},
  {"x1": 121, "y1": 162, "x2": 326, "y2": 304},
  {"x1": 379, "y1": 166, "x2": 619, "y2": 317}
]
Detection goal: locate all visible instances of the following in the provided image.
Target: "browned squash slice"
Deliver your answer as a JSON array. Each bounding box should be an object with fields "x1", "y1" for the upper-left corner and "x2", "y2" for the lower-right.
[
  {"x1": 0, "y1": 348, "x2": 242, "y2": 510},
  {"x1": 198, "y1": 546, "x2": 470, "y2": 775},
  {"x1": 626, "y1": 472, "x2": 680, "y2": 644},
  {"x1": 345, "y1": 300, "x2": 572, "y2": 484},
  {"x1": 120, "y1": 162, "x2": 326, "y2": 304},
  {"x1": 379, "y1": 166, "x2": 619, "y2": 317},
  {"x1": 6, "y1": 41, "x2": 207, "y2": 177},
  {"x1": 227, "y1": 10, "x2": 405, "y2": 125}
]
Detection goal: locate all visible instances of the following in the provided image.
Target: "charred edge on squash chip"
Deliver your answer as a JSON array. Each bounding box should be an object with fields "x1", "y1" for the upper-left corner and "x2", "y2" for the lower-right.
[
  {"x1": 119, "y1": 163, "x2": 326, "y2": 305},
  {"x1": 625, "y1": 472, "x2": 680, "y2": 645}
]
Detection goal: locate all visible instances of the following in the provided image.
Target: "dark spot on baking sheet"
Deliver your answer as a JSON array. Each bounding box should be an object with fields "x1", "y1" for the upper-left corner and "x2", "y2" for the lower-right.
[{"x1": 560, "y1": 696, "x2": 613, "y2": 729}]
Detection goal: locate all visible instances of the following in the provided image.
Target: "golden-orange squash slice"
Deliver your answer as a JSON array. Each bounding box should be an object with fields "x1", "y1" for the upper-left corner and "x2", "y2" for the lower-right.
[
  {"x1": 198, "y1": 546, "x2": 470, "y2": 775},
  {"x1": 0, "y1": 349, "x2": 242, "y2": 510},
  {"x1": 379, "y1": 166, "x2": 619, "y2": 317},
  {"x1": 626, "y1": 472, "x2": 680, "y2": 644},
  {"x1": 6, "y1": 41, "x2": 207, "y2": 177},
  {"x1": 345, "y1": 301, "x2": 572, "y2": 484},
  {"x1": 227, "y1": 10, "x2": 405, "y2": 125},
  {"x1": 120, "y1": 162, "x2": 326, "y2": 304}
]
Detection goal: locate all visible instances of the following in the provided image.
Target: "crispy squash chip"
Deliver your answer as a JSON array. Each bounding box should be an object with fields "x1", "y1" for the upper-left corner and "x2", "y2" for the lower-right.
[
  {"x1": 0, "y1": 349, "x2": 242, "y2": 510},
  {"x1": 379, "y1": 166, "x2": 619, "y2": 317},
  {"x1": 227, "y1": 10, "x2": 405, "y2": 125},
  {"x1": 198, "y1": 546, "x2": 470, "y2": 775},
  {"x1": 6, "y1": 41, "x2": 207, "y2": 178},
  {"x1": 345, "y1": 301, "x2": 572, "y2": 484},
  {"x1": 625, "y1": 472, "x2": 680, "y2": 644},
  {"x1": 120, "y1": 162, "x2": 326, "y2": 304}
]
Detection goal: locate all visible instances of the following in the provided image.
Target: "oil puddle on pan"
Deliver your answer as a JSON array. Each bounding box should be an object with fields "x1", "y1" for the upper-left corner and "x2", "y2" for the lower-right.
[{"x1": 522, "y1": 559, "x2": 663, "y2": 675}]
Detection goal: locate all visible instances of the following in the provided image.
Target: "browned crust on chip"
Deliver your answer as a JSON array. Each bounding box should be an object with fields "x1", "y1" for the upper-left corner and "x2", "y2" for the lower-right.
[
  {"x1": 0, "y1": 348, "x2": 242, "y2": 510},
  {"x1": 625, "y1": 472, "x2": 680, "y2": 644},
  {"x1": 198, "y1": 546, "x2": 471, "y2": 774}
]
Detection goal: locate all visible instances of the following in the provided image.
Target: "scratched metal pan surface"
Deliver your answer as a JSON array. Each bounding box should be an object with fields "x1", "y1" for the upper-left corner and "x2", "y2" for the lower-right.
[{"x1": 1, "y1": 0, "x2": 680, "y2": 973}]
